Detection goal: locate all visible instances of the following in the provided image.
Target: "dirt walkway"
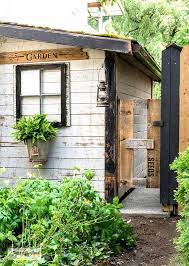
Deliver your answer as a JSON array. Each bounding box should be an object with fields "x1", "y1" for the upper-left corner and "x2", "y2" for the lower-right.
[{"x1": 103, "y1": 217, "x2": 179, "y2": 266}]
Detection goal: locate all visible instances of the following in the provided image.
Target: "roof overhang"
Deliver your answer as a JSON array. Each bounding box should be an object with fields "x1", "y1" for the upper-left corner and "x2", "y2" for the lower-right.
[
  {"x1": 0, "y1": 22, "x2": 132, "y2": 54},
  {"x1": 0, "y1": 22, "x2": 161, "y2": 81}
]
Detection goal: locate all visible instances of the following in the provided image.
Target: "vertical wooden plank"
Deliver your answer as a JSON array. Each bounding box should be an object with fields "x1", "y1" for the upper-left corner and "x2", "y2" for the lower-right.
[
  {"x1": 16, "y1": 66, "x2": 21, "y2": 120},
  {"x1": 160, "y1": 45, "x2": 181, "y2": 206},
  {"x1": 179, "y1": 46, "x2": 189, "y2": 152},
  {"x1": 169, "y1": 46, "x2": 180, "y2": 204},
  {"x1": 161, "y1": 47, "x2": 171, "y2": 206},
  {"x1": 119, "y1": 100, "x2": 134, "y2": 193},
  {"x1": 147, "y1": 99, "x2": 160, "y2": 188},
  {"x1": 105, "y1": 51, "x2": 117, "y2": 202}
]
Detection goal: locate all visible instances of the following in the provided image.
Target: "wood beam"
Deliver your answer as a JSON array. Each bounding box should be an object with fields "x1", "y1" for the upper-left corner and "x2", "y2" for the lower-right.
[
  {"x1": 124, "y1": 139, "x2": 154, "y2": 150},
  {"x1": 0, "y1": 23, "x2": 131, "y2": 54},
  {"x1": 0, "y1": 48, "x2": 89, "y2": 64}
]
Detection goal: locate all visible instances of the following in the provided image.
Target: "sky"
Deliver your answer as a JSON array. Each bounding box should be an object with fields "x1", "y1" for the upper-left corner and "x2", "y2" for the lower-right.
[{"x1": 0, "y1": 0, "x2": 88, "y2": 31}]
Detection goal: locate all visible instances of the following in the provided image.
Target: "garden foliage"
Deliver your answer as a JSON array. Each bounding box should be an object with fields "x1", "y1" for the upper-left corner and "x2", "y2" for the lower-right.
[
  {"x1": 12, "y1": 114, "x2": 57, "y2": 144},
  {"x1": 170, "y1": 147, "x2": 189, "y2": 266},
  {"x1": 0, "y1": 171, "x2": 135, "y2": 265}
]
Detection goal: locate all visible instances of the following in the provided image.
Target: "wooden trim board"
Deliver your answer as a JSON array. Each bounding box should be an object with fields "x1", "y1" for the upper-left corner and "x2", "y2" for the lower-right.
[
  {"x1": 124, "y1": 139, "x2": 154, "y2": 149},
  {"x1": 179, "y1": 46, "x2": 189, "y2": 152},
  {"x1": 0, "y1": 48, "x2": 89, "y2": 64},
  {"x1": 104, "y1": 51, "x2": 117, "y2": 202},
  {"x1": 119, "y1": 100, "x2": 134, "y2": 189}
]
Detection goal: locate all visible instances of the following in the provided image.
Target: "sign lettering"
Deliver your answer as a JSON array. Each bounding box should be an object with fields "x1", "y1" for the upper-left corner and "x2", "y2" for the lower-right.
[{"x1": 0, "y1": 48, "x2": 89, "y2": 64}]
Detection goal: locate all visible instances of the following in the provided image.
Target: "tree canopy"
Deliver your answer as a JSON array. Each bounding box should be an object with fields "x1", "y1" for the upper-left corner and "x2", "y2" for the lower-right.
[
  {"x1": 112, "y1": 0, "x2": 189, "y2": 63},
  {"x1": 89, "y1": 0, "x2": 189, "y2": 98}
]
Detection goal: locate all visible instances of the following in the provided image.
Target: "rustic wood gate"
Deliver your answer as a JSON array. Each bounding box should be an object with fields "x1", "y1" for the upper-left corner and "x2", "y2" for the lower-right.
[{"x1": 118, "y1": 99, "x2": 161, "y2": 198}]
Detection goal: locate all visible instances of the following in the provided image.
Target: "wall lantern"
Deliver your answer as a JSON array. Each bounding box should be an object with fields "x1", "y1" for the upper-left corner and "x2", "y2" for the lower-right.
[{"x1": 97, "y1": 81, "x2": 109, "y2": 107}]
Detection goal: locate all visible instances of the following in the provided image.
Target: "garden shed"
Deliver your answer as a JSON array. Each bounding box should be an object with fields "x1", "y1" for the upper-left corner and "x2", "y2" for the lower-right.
[{"x1": 0, "y1": 22, "x2": 161, "y2": 201}]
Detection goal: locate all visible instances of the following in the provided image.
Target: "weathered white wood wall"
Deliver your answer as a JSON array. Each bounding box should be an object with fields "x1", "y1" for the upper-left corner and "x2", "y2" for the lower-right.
[
  {"x1": 116, "y1": 56, "x2": 152, "y2": 185},
  {"x1": 0, "y1": 37, "x2": 105, "y2": 195}
]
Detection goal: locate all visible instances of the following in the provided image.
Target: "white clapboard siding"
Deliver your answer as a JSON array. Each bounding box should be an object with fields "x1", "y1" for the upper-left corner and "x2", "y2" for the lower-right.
[
  {"x1": 71, "y1": 82, "x2": 99, "y2": 93},
  {"x1": 0, "y1": 84, "x2": 14, "y2": 95},
  {"x1": 0, "y1": 105, "x2": 14, "y2": 116},
  {"x1": 0, "y1": 73, "x2": 14, "y2": 84},
  {"x1": 71, "y1": 114, "x2": 104, "y2": 126},
  {"x1": 71, "y1": 92, "x2": 97, "y2": 104},
  {"x1": 0, "y1": 38, "x2": 106, "y2": 194},
  {"x1": 57, "y1": 126, "x2": 105, "y2": 137},
  {"x1": 1, "y1": 125, "x2": 104, "y2": 138},
  {"x1": 0, "y1": 167, "x2": 105, "y2": 181},
  {"x1": 71, "y1": 69, "x2": 105, "y2": 82},
  {"x1": 0, "y1": 136, "x2": 105, "y2": 148},
  {"x1": 0, "y1": 146, "x2": 104, "y2": 159},
  {"x1": 0, "y1": 158, "x2": 105, "y2": 170},
  {"x1": 70, "y1": 59, "x2": 104, "y2": 71},
  {"x1": 0, "y1": 64, "x2": 14, "y2": 73},
  {"x1": 0, "y1": 115, "x2": 105, "y2": 127},
  {"x1": 51, "y1": 136, "x2": 105, "y2": 148},
  {"x1": 71, "y1": 104, "x2": 105, "y2": 115},
  {"x1": 84, "y1": 49, "x2": 105, "y2": 60},
  {"x1": 0, "y1": 94, "x2": 14, "y2": 106}
]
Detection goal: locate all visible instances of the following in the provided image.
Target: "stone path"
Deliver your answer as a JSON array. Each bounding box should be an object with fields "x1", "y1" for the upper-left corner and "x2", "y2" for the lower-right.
[{"x1": 121, "y1": 188, "x2": 169, "y2": 218}]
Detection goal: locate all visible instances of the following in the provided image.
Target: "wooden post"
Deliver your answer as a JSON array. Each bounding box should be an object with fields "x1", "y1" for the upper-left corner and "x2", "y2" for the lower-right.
[
  {"x1": 160, "y1": 44, "x2": 181, "y2": 206},
  {"x1": 179, "y1": 46, "x2": 189, "y2": 152},
  {"x1": 118, "y1": 100, "x2": 134, "y2": 195},
  {"x1": 147, "y1": 99, "x2": 161, "y2": 188}
]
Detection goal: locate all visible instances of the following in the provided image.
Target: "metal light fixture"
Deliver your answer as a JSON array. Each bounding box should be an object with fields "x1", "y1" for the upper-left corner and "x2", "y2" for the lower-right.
[{"x1": 97, "y1": 81, "x2": 109, "y2": 107}]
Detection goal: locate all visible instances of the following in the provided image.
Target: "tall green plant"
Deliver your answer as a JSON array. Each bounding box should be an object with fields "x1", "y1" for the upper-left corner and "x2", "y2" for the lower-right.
[
  {"x1": 12, "y1": 114, "x2": 57, "y2": 144},
  {"x1": 0, "y1": 171, "x2": 136, "y2": 265},
  {"x1": 170, "y1": 147, "x2": 189, "y2": 265}
]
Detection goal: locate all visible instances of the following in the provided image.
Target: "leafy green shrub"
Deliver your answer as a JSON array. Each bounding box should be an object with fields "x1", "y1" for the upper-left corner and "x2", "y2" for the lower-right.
[
  {"x1": 0, "y1": 172, "x2": 135, "y2": 265},
  {"x1": 12, "y1": 114, "x2": 57, "y2": 144},
  {"x1": 170, "y1": 147, "x2": 189, "y2": 265}
]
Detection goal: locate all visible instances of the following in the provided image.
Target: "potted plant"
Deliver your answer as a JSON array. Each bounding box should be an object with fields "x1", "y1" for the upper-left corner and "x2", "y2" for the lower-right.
[{"x1": 12, "y1": 114, "x2": 58, "y2": 163}]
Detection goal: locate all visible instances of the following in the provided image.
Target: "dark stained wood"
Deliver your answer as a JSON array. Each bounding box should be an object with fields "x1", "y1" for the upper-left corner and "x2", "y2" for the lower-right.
[
  {"x1": 0, "y1": 23, "x2": 131, "y2": 54},
  {"x1": 16, "y1": 64, "x2": 68, "y2": 127},
  {"x1": 105, "y1": 51, "x2": 117, "y2": 202},
  {"x1": 160, "y1": 44, "x2": 181, "y2": 206},
  {"x1": 0, "y1": 23, "x2": 161, "y2": 81},
  {"x1": 16, "y1": 66, "x2": 21, "y2": 119},
  {"x1": 61, "y1": 64, "x2": 68, "y2": 127}
]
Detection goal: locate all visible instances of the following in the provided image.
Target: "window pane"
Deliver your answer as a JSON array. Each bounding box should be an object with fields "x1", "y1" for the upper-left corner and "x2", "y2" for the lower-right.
[
  {"x1": 21, "y1": 97, "x2": 40, "y2": 116},
  {"x1": 21, "y1": 70, "x2": 40, "y2": 96},
  {"x1": 42, "y1": 68, "x2": 61, "y2": 95},
  {"x1": 42, "y1": 96, "x2": 61, "y2": 122}
]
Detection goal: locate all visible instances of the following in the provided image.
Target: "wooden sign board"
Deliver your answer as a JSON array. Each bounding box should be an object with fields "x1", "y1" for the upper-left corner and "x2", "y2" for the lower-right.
[
  {"x1": 124, "y1": 139, "x2": 154, "y2": 150},
  {"x1": 0, "y1": 48, "x2": 89, "y2": 64}
]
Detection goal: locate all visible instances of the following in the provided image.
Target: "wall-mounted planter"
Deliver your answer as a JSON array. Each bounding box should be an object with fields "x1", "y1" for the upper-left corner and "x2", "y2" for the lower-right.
[{"x1": 26, "y1": 139, "x2": 49, "y2": 164}]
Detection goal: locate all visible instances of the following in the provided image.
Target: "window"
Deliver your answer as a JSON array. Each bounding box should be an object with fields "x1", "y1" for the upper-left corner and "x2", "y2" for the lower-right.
[{"x1": 16, "y1": 64, "x2": 70, "y2": 126}]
